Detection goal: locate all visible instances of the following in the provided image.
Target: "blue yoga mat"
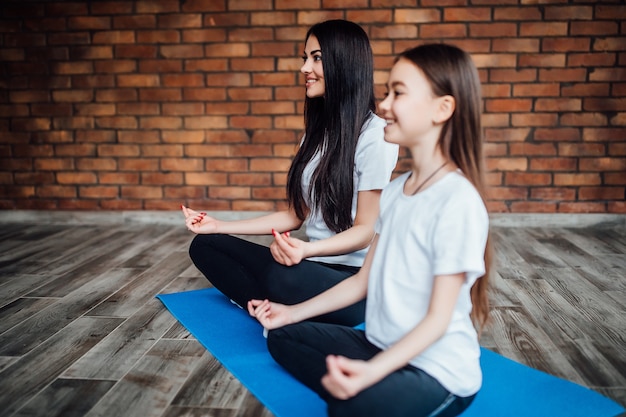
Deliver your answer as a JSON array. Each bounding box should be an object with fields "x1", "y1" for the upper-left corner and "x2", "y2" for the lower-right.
[{"x1": 157, "y1": 288, "x2": 625, "y2": 417}]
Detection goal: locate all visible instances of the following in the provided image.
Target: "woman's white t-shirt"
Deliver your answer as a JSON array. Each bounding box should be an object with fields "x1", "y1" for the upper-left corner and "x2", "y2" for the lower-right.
[
  {"x1": 301, "y1": 113, "x2": 399, "y2": 267},
  {"x1": 365, "y1": 170, "x2": 489, "y2": 397}
]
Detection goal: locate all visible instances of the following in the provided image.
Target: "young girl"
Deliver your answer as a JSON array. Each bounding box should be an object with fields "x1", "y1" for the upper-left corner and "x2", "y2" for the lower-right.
[
  {"x1": 248, "y1": 43, "x2": 491, "y2": 417},
  {"x1": 183, "y1": 20, "x2": 398, "y2": 326}
]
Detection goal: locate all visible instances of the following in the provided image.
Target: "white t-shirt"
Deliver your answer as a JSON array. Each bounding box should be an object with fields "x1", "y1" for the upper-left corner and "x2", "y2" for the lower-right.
[
  {"x1": 302, "y1": 113, "x2": 398, "y2": 267},
  {"x1": 365, "y1": 170, "x2": 489, "y2": 397}
]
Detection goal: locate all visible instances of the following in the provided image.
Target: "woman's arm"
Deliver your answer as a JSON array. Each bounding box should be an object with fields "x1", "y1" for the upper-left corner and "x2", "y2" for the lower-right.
[
  {"x1": 321, "y1": 273, "x2": 466, "y2": 399},
  {"x1": 182, "y1": 205, "x2": 303, "y2": 236},
  {"x1": 248, "y1": 235, "x2": 379, "y2": 328},
  {"x1": 269, "y1": 189, "x2": 381, "y2": 265}
]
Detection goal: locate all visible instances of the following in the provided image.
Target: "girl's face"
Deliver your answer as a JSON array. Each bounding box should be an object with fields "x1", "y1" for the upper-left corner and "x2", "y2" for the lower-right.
[
  {"x1": 301, "y1": 35, "x2": 325, "y2": 98},
  {"x1": 378, "y1": 58, "x2": 443, "y2": 146}
]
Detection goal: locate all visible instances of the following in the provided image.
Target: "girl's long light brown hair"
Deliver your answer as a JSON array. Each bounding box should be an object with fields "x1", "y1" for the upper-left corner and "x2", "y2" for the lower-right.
[{"x1": 398, "y1": 43, "x2": 492, "y2": 330}]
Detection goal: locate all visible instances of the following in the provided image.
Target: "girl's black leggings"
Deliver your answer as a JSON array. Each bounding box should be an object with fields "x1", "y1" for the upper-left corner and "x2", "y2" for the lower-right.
[
  {"x1": 267, "y1": 322, "x2": 476, "y2": 417},
  {"x1": 188, "y1": 234, "x2": 365, "y2": 326}
]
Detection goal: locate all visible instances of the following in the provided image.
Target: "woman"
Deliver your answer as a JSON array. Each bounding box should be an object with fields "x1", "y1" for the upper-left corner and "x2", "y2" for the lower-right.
[{"x1": 183, "y1": 20, "x2": 398, "y2": 326}]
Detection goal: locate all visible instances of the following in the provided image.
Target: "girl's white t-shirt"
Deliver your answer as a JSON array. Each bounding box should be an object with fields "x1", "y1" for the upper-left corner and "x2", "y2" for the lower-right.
[
  {"x1": 365, "y1": 170, "x2": 489, "y2": 397},
  {"x1": 301, "y1": 113, "x2": 399, "y2": 267}
]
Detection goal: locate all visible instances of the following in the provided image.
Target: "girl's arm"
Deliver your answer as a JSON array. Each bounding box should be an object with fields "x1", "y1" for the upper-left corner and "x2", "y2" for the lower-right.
[
  {"x1": 269, "y1": 190, "x2": 381, "y2": 265},
  {"x1": 322, "y1": 272, "x2": 466, "y2": 399},
  {"x1": 182, "y1": 205, "x2": 303, "y2": 236},
  {"x1": 248, "y1": 235, "x2": 379, "y2": 328}
]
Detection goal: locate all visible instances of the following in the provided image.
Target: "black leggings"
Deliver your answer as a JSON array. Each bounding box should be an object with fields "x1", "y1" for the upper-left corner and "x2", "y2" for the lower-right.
[
  {"x1": 267, "y1": 322, "x2": 476, "y2": 417},
  {"x1": 188, "y1": 234, "x2": 365, "y2": 326}
]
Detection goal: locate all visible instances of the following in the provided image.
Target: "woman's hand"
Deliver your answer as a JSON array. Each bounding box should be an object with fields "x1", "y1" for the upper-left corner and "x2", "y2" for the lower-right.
[
  {"x1": 270, "y1": 229, "x2": 308, "y2": 266},
  {"x1": 182, "y1": 205, "x2": 219, "y2": 234},
  {"x1": 247, "y1": 299, "x2": 293, "y2": 330},
  {"x1": 321, "y1": 355, "x2": 380, "y2": 400}
]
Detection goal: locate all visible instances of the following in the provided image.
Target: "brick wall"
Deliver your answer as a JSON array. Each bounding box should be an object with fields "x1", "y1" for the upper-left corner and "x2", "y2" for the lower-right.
[{"x1": 0, "y1": 0, "x2": 624, "y2": 213}]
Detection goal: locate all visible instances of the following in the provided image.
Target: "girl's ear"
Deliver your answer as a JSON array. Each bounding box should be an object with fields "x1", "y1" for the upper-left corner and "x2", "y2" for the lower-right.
[{"x1": 434, "y1": 95, "x2": 455, "y2": 124}]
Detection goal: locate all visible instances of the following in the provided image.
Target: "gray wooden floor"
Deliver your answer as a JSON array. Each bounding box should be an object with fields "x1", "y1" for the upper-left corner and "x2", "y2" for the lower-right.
[{"x1": 0, "y1": 219, "x2": 624, "y2": 417}]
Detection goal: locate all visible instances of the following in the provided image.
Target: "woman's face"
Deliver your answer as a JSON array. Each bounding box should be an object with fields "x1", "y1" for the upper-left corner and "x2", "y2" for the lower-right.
[{"x1": 301, "y1": 34, "x2": 325, "y2": 98}]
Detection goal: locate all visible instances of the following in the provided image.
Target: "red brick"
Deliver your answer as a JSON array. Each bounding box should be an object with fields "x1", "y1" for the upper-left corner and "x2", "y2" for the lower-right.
[
  {"x1": 204, "y1": 158, "x2": 248, "y2": 172},
  {"x1": 158, "y1": 14, "x2": 202, "y2": 29},
  {"x1": 94, "y1": 60, "x2": 137, "y2": 73},
  {"x1": 420, "y1": 23, "x2": 466, "y2": 38},
  {"x1": 559, "y1": 202, "x2": 608, "y2": 213},
  {"x1": 137, "y1": 30, "x2": 181, "y2": 43},
  {"x1": 79, "y1": 186, "x2": 119, "y2": 199},
  {"x1": 161, "y1": 131, "x2": 204, "y2": 144},
  {"x1": 232, "y1": 58, "x2": 275, "y2": 72},
  {"x1": 141, "y1": 88, "x2": 183, "y2": 102},
  {"x1": 162, "y1": 103, "x2": 205, "y2": 116},
  {"x1": 570, "y1": 21, "x2": 618, "y2": 36},
  {"x1": 583, "y1": 128, "x2": 626, "y2": 142},
  {"x1": 558, "y1": 143, "x2": 606, "y2": 157},
  {"x1": 37, "y1": 185, "x2": 75, "y2": 198},
  {"x1": 568, "y1": 53, "x2": 616, "y2": 68},
  {"x1": 113, "y1": 15, "x2": 157, "y2": 29},
  {"x1": 520, "y1": 22, "x2": 568, "y2": 36},
  {"x1": 530, "y1": 187, "x2": 576, "y2": 201},
  {"x1": 140, "y1": 117, "x2": 183, "y2": 130},
  {"x1": 536, "y1": 98, "x2": 581, "y2": 112},
  {"x1": 118, "y1": 131, "x2": 160, "y2": 143},
  {"x1": 121, "y1": 186, "x2": 163, "y2": 199},
  {"x1": 57, "y1": 172, "x2": 97, "y2": 184},
  {"x1": 96, "y1": 88, "x2": 138, "y2": 102},
  {"x1": 117, "y1": 103, "x2": 160, "y2": 116},
  {"x1": 534, "y1": 128, "x2": 580, "y2": 142},
  {"x1": 160, "y1": 45, "x2": 204, "y2": 59},
  {"x1": 184, "y1": 116, "x2": 228, "y2": 129},
  {"x1": 142, "y1": 172, "x2": 183, "y2": 185},
  {"x1": 68, "y1": 16, "x2": 111, "y2": 30},
  {"x1": 509, "y1": 202, "x2": 557, "y2": 213},
  {"x1": 76, "y1": 158, "x2": 117, "y2": 171},
  {"x1": 579, "y1": 157, "x2": 626, "y2": 172},
  {"x1": 539, "y1": 68, "x2": 587, "y2": 82},
  {"x1": 579, "y1": 187, "x2": 624, "y2": 201},
  {"x1": 183, "y1": 88, "x2": 226, "y2": 101},
  {"x1": 115, "y1": 45, "x2": 157, "y2": 58},
  {"x1": 93, "y1": 31, "x2": 135, "y2": 44},
  {"x1": 593, "y1": 37, "x2": 626, "y2": 52},
  {"x1": 560, "y1": 113, "x2": 607, "y2": 127},
  {"x1": 554, "y1": 173, "x2": 601, "y2": 186},
  {"x1": 185, "y1": 172, "x2": 229, "y2": 186},
  {"x1": 493, "y1": 7, "x2": 541, "y2": 21}
]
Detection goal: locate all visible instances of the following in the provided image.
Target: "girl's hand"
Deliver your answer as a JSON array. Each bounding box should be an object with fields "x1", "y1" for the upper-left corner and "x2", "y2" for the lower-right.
[
  {"x1": 247, "y1": 299, "x2": 292, "y2": 330},
  {"x1": 321, "y1": 355, "x2": 379, "y2": 400},
  {"x1": 270, "y1": 229, "x2": 307, "y2": 266},
  {"x1": 182, "y1": 205, "x2": 218, "y2": 234}
]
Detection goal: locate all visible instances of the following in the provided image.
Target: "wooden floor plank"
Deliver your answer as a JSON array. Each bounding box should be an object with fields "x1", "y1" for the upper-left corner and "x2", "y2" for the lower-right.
[
  {"x1": 11, "y1": 379, "x2": 117, "y2": 417},
  {"x1": 63, "y1": 298, "x2": 178, "y2": 380},
  {"x1": 0, "y1": 317, "x2": 124, "y2": 416},
  {"x1": 0, "y1": 268, "x2": 137, "y2": 356},
  {"x1": 83, "y1": 339, "x2": 206, "y2": 417}
]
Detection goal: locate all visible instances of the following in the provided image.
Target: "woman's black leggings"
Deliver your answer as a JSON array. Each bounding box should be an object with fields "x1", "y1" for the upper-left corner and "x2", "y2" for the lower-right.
[
  {"x1": 188, "y1": 234, "x2": 365, "y2": 326},
  {"x1": 267, "y1": 322, "x2": 476, "y2": 417}
]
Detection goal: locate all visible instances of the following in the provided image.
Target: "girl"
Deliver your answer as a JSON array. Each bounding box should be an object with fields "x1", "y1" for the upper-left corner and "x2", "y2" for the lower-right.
[
  {"x1": 183, "y1": 20, "x2": 398, "y2": 326},
  {"x1": 248, "y1": 43, "x2": 491, "y2": 417}
]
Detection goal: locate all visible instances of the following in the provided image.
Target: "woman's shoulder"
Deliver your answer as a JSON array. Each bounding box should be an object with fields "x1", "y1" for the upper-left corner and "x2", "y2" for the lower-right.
[{"x1": 361, "y1": 112, "x2": 386, "y2": 132}]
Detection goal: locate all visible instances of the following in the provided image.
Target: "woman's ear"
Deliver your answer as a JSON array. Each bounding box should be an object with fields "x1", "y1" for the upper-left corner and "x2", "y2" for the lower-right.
[{"x1": 434, "y1": 95, "x2": 455, "y2": 124}]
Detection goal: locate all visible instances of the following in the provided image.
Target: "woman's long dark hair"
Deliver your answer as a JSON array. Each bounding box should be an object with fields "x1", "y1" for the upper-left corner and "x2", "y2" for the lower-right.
[
  {"x1": 287, "y1": 20, "x2": 376, "y2": 233},
  {"x1": 399, "y1": 44, "x2": 492, "y2": 330}
]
